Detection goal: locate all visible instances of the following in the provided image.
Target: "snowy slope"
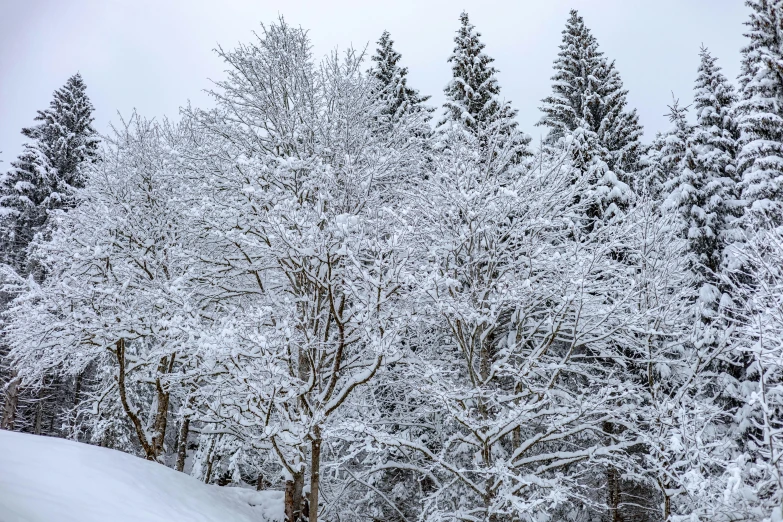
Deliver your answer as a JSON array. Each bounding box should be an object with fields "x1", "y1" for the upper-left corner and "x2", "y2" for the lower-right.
[{"x1": 0, "y1": 430, "x2": 283, "y2": 522}]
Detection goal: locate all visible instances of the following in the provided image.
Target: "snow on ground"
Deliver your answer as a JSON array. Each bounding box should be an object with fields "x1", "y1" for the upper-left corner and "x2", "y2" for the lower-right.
[{"x1": 0, "y1": 430, "x2": 283, "y2": 522}]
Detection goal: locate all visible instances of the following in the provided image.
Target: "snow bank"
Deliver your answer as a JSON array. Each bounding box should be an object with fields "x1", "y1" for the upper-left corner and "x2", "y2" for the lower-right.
[{"x1": 0, "y1": 430, "x2": 283, "y2": 522}]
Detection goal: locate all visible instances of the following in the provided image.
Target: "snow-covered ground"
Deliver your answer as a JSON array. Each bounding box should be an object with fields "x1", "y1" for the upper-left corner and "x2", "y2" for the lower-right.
[{"x1": 0, "y1": 430, "x2": 283, "y2": 522}]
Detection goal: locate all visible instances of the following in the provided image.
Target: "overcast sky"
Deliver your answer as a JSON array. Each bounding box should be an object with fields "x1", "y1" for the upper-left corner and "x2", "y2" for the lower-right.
[{"x1": 0, "y1": 0, "x2": 748, "y2": 164}]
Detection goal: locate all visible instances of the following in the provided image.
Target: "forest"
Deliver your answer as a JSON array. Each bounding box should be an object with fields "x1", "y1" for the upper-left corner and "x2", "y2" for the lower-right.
[{"x1": 0, "y1": 3, "x2": 782, "y2": 522}]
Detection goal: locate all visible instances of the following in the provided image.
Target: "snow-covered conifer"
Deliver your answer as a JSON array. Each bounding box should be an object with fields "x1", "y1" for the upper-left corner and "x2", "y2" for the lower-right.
[
  {"x1": 539, "y1": 10, "x2": 643, "y2": 175},
  {"x1": 0, "y1": 73, "x2": 98, "y2": 433},
  {"x1": 370, "y1": 31, "x2": 431, "y2": 121},
  {"x1": 440, "y1": 12, "x2": 530, "y2": 162},
  {"x1": 737, "y1": 0, "x2": 783, "y2": 217},
  {"x1": 668, "y1": 49, "x2": 740, "y2": 277}
]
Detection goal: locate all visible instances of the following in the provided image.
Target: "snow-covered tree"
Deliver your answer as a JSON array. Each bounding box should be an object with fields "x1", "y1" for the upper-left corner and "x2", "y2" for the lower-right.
[
  {"x1": 0, "y1": 73, "x2": 98, "y2": 433},
  {"x1": 440, "y1": 12, "x2": 530, "y2": 163},
  {"x1": 3, "y1": 115, "x2": 199, "y2": 461},
  {"x1": 182, "y1": 18, "x2": 427, "y2": 521},
  {"x1": 721, "y1": 220, "x2": 783, "y2": 522},
  {"x1": 539, "y1": 10, "x2": 643, "y2": 176},
  {"x1": 369, "y1": 30, "x2": 431, "y2": 121},
  {"x1": 665, "y1": 48, "x2": 740, "y2": 292},
  {"x1": 737, "y1": 0, "x2": 783, "y2": 218}
]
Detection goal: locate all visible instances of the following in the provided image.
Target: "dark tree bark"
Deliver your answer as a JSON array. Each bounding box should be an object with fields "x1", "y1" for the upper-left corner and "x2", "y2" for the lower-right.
[
  {"x1": 151, "y1": 354, "x2": 175, "y2": 458},
  {"x1": 1, "y1": 370, "x2": 20, "y2": 430},
  {"x1": 309, "y1": 426, "x2": 321, "y2": 522},
  {"x1": 33, "y1": 386, "x2": 44, "y2": 435},
  {"x1": 285, "y1": 472, "x2": 305, "y2": 522},
  {"x1": 175, "y1": 416, "x2": 190, "y2": 472}
]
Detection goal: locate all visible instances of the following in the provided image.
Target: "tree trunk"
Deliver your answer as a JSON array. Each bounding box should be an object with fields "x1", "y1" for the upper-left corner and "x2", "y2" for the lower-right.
[
  {"x1": 115, "y1": 339, "x2": 155, "y2": 460},
  {"x1": 74, "y1": 372, "x2": 83, "y2": 407},
  {"x1": 175, "y1": 416, "x2": 190, "y2": 472},
  {"x1": 603, "y1": 421, "x2": 622, "y2": 522},
  {"x1": 204, "y1": 436, "x2": 217, "y2": 484},
  {"x1": 658, "y1": 478, "x2": 671, "y2": 522},
  {"x1": 309, "y1": 426, "x2": 321, "y2": 522},
  {"x1": 607, "y1": 465, "x2": 622, "y2": 522},
  {"x1": 256, "y1": 473, "x2": 265, "y2": 491},
  {"x1": 33, "y1": 386, "x2": 44, "y2": 435},
  {"x1": 1, "y1": 370, "x2": 20, "y2": 431},
  {"x1": 151, "y1": 354, "x2": 175, "y2": 459},
  {"x1": 285, "y1": 471, "x2": 305, "y2": 522}
]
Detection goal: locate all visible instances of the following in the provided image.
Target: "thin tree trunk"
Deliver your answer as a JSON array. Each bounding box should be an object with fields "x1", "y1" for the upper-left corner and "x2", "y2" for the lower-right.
[
  {"x1": 285, "y1": 480, "x2": 294, "y2": 522},
  {"x1": 285, "y1": 471, "x2": 305, "y2": 522},
  {"x1": 309, "y1": 426, "x2": 321, "y2": 522},
  {"x1": 115, "y1": 339, "x2": 155, "y2": 460},
  {"x1": 603, "y1": 420, "x2": 622, "y2": 522},
  {"x1": 74, "y1": 372, "x2": 83, "y2": 407},
  {"x1": 256, "y1": 473, "x2": 265, "y2": 491},
  {"x1": 175, "y1": 416, "x2": 190, "y2": 472},
  {"x1": 204, "y1": 436, "x2": 217, "y2": 484},
  {"x1": 1, "y1": 369, "x2": 20, "y2": 430},
  {"x1": 658, "y1": 478, "x2": 671, "y2": 522},
  {"x1": 33, "y1": 386, "x2": 44, "y2": 435},
  {"x1": 151, "y1": 354, "x2": 175, "y2": 459},
  {"x1": 607, "y1": 465, "x2": 621, "y2": 522}
]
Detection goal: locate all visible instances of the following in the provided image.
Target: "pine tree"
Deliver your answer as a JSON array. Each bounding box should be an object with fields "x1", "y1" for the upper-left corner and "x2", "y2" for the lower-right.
[
  {"x1": 440, "y1": 12, "x2": 529, "y2": 160},
  {"x1": 369, "y1": 31, "x2": 431, "y2": 121},
  {"x1": 0, "y1": 73, "x2": 98, "y2": 432},
  {"x1": 683, "y1": 48, "x2": 740, "y2": 276},
  {"x1": 22, "y1": 73, "x2": 98, "y2": 208},
  {"x1": 0, "y1": 147, "x2": 50, "y2": 273},
  {"x1": 663, "y1": 51, "x2": 741, "y2": 394},
  {"x1": 656, "y1": 95, "x2": 694, "y2": 200},
  {"x1": 0, "y1": 73, "x2": 97, "y2": 267},
  {"x1": 737, "y1": 0, "x2": 783, "y2": 216},
  {"x1": 539, "y1": 10, "x2": 643, "y2": 174}
]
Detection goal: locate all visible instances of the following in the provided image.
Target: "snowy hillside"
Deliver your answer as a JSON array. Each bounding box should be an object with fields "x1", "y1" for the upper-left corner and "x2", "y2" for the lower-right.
[{"x1": 0, "y1": 430, "x2": 283, "y2": 522}]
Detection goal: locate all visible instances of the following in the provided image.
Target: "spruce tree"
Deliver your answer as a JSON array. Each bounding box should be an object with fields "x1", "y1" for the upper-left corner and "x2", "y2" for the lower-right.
[
  {"x1": 22, "y1": 73, "x2": 98, "y2": 209},
  {"x1": 0, "y1": 147, "x2": 50, "y2": 273},
  {"x1": 440, "y1": 12, "x2": 529, "y2": 160},
  {"x1": 737, "y1": 0, "x2": 783, "y2": 216},
  {"x1": 370, "y1": 31, "x2": 431, "y2": 121},
  {"x1": 0, "y1": 72, "x2": 97, "y2": 268},
  {"x1": 684, "y1": 48, "x2": 740, "y2": 276},
  {"x1": 539, "y1": 10, "x2": 643, "y2": 174},
  {"x1": 651, "y1": 96, "x2": 694, "y2": 203},
  {"x1": 0, "y1": 73, "x2": 98, "y2": 432}
]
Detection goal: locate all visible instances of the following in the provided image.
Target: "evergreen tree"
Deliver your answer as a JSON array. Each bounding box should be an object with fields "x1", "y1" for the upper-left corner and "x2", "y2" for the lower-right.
[
  {"x1": 663, "y1": 51, "x2": 741, "y2": 398},
  {"x1": 369, "y1": 31, "x2": 431, "y2": 121},
  {"x1": 681, "y1": 48, "x2": 740, "y2": 276},
  {"x1": 737, "y1": 0, "x2": 783, "y2": 216},
  {"x1": 0, "y1": 73, "x2": 97, "y2": 269},
  {"x1": 0, "y1": 147, "x2": 50, "y2": 273},
  {"x1": 653, "y1": 95, "x2": 694, "y2": 201},
  {"x1": 440, "y1": 12, "x2": 529, "y2": 160},
  {"x1": 0, "y1": 73, "x2": 98, "y2": 432},
  {"x1": 22, "y1": 73, "x2": 98, "y2": 208},
  {"x1": 539, "y1": 10, "x2": 643, "y2": 174}
]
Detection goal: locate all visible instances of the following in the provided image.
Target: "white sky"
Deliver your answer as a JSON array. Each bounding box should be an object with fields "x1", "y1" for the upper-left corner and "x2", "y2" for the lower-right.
[{"x1": 0, "y1": 0, "x2": 747, "y2": 164}]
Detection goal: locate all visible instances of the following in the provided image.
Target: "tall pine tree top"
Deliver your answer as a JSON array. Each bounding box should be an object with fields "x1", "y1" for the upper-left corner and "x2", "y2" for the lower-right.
[
  {"x1": 693, "y1": 47, "x2": 740, "y2": 178},
  {"x1": 666, "y1": 49, "x2": 740, "y2": 277},
  {"x1": 441, "y1": 12, "x2": 503, "y2": 131},
  {"x1": 22, "y1": 72, "x2": 98, "y2": 198},
  {"x1": 737, "y1": 0, "x2": 783, "y2": 215},
  {"x1": 370, "y1": 31, "x2": 431, "y2": 120},
  {"x1": 539, "y1": 10, "x2": 642, "y2": 173},
  {"x1": 440, "y1": 12, "x2": 529, "y2": 160},
  {"x1": 0, "y1": 73, "x2": 98, "y2": 274}
]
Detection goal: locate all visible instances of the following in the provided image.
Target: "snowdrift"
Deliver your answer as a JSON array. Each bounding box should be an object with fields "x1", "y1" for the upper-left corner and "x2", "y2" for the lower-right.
[{"x1": 0, "y1": 430, "x2": 283, "y2": 522}]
